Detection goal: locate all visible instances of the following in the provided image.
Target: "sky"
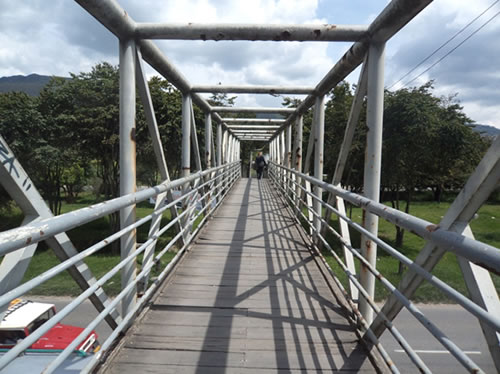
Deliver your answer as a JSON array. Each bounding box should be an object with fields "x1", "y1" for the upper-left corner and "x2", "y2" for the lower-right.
[{"x1": 1, "y1": 0, "x2": 499, "y2": 128}]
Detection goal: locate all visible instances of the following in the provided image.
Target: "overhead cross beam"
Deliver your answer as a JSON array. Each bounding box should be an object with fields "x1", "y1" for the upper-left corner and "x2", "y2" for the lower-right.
[
  {"x1": 222, "y1": 118, "x2": 285, "y2": 124},
  {"x1": 134, "y1": 23, "x2": 368, "y2": 41},
  {"x1": 191, "y1": 85, "x2": 314, "y2": 95},
  {"x1": 270, "y1": 0, "x2": 433, "y2": 140},
  {"x1": 212, "y1": 106, "x2": 294, "y2": 114}
]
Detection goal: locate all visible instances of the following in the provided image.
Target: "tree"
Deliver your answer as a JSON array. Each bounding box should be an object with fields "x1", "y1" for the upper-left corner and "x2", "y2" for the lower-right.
[
  {"x1": 0, "y1": 92, "x2": 50, "y2": 210},
  {"x1": 382, "y1": 82, "x2": 489, "y2": 265}
]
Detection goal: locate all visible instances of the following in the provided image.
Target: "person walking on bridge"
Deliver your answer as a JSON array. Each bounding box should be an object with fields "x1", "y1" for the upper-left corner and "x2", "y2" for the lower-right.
[{"x1": 255, "y1": 152, "x2": 267, "y2": 180}]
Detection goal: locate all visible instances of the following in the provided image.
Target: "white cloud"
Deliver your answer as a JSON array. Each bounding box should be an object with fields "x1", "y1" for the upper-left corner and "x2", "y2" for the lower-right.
[{"x1": 1, "y1": 0, "x2": 499, "y2": 128}]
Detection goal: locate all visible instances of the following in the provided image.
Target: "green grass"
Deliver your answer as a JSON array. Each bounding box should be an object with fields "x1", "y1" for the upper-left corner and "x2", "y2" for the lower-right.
[
  {"x1": 2, "y1": 194, "x2": 183, "y2": 296},
  {"x1": 320, "y1": 201, "x2": 500, "y2": 302}
]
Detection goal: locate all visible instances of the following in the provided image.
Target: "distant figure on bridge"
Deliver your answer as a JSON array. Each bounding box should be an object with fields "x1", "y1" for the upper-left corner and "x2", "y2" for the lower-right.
[{"x1": 255, "y1": 152, "x2": 267, "y2": 180}]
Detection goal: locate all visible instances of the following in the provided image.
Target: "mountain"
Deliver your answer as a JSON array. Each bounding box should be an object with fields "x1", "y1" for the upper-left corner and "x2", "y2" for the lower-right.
[
  {"x1": 467, "y1": 123, "x2": 500, "y2": 138},
  {"x1": 0, "y1": 74, "x2": 53, "y2": 96}
]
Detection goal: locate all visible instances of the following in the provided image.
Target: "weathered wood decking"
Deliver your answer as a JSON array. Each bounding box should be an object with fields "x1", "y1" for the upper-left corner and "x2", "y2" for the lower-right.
[{"x1": 104, "y1": 178, "x2": 380, "y2": 373}]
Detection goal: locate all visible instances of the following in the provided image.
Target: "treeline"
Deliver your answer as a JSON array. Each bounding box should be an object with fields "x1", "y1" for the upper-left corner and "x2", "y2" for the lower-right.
[
  {"x1": 294, "y1": 81, "x2": 491, "y2": 246},
  {"x1": 0, "y1": 63, "x2": 225, "y2": 217},
  {"x1": 0, "y1": 63, "x2": 493, "y2": 237}
]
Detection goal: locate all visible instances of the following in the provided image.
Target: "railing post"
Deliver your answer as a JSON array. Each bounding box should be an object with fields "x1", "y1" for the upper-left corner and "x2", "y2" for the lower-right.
[
  {"x1": 222, "y1": 129, "x2": 228, "y2": 163},
  {"x1": 285, "y1": 124, "x2": 292, "y2": 194},
  {"x1": 313, "y1": 96, "x2": 325, "y2": 240},
  {"x1": 216, "y1": 123, "x2": 222, "y2": 167},
  {"x1": 181, "y1": 94, "x2": 192, "y2": 179},
  {"x1": 359, "y1": 42, "x2": 385, "y2": 324},
  {"x1": 294, "y1": 116, "x2": 303, "y2": 207},
  {"x1": 205, "y1": 113, "x2": 212, "y2": 169},
  {"x1": 119, "y1": 38, "x2": 137, "y2": 317}
]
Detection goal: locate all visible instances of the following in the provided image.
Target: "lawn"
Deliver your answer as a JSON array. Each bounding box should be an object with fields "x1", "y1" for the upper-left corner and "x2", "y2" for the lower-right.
[
  {"x1": 321, "y1": 200, "x2": 500, "y2": 302},
  {"x1": 1, "y1": 195, "x2": 181, "y2": 296}
]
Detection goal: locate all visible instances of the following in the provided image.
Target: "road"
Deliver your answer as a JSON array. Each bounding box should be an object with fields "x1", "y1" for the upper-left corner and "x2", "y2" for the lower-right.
[
  {"x1": 32, "y1": 297, "x2": 496, "y2": 373},
  {"x1": 379, "y1": 304, "x2": 496, "y2": 373}
]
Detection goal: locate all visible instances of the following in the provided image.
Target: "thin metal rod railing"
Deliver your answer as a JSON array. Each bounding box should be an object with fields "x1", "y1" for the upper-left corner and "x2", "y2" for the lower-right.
[
  {"x1": 269, "y1": 163, "x2": 496, "y2": 373},
  {"x1": 0, "y1": 162, "x2": 239, "y2": 256},
  {"x1": 44, "y1": 167, "x2": 240, "y2": 374},
  {"x1": 273, "y1": 164, "x2": 500, "y2": 274},
  {"x1": 0, "y1": 162, "x2": 240, "y2": 372},
  {"x1": 272, "y1": 163, "x2": 500, "y2": 331}
]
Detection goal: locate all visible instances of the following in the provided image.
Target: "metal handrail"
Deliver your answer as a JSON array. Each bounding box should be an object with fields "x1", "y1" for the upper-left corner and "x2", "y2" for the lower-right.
[
  {"x1": 0, "y1": 161, "x2": 241, "y2": 373},
  {"x1": 269, "y1": 162, "x2": 498, "y2": 374}
]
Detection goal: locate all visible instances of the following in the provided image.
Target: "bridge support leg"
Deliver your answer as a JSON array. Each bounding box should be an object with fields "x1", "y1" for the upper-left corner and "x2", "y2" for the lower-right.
[
  {"x1": 359, "y1": 42, "x2": 385, "y2": 324},
  {"x1": 320, "y1": 56, "x2": 368, "y2": 300},
  {"x1": 0, "y1": 136, "x2": 121, "y2": 329},
  {"x1": 371, "y1": 136, "x2": 500, "y2": 371},
  {"x1": 119, "y1": 38, "x2": 137, "y2": 318}
]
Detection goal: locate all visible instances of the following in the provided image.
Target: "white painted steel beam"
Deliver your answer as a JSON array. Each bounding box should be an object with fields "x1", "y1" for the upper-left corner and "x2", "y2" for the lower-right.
[
  {"x1": 270, "y1": 0, "x2": 432, "y2": 139},
  {"x1": 371, "y1": 135, "x2": 500, "y2": 370},
  {"x1": 359, "y1": 42, "x2": 385, "y2": 325},
  {"x1": 227, "y1": 125, "x2": 280, "y2": 130},
  {"x1": 192, "y1": 85, "x2": 314, "y2": 95},
  {"x1": 0, "y1": 136, "x2": 121, "y2": 328},
  {"x1": 135, "y1": 23, "x2": 368, "y2": 41},
  {"x1": 222, "y1": 118, "x2": 286, "y2": 124},
  {"x1": 212, "y1": 106, "x2": 295, "y2": 114},
  {"x1": 312, "y1": 96, "x2": 325, "y2": 239},
  {"x1": 119, "y1": 39, "x2": 137, "y2": 317},
  {"x1": 321, "y1": 56, "x2": 368, "y2": 300},
  {"x1": 136, "y1": 47, "x2": 185, "y2": 289}
]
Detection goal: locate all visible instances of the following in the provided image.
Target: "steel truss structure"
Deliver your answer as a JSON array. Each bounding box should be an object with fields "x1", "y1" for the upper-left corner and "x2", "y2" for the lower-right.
[{"x1": 0, "y1": 0, "x2": 498, "y2": 372}]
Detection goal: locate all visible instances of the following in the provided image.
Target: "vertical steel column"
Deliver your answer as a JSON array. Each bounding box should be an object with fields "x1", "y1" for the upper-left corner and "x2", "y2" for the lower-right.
[
  {"x1": 359, "y1": 42, "x2": 385, "y2": 324},
  {"x1": 119, "y1": 39, "x2": 137, "y2": 317},
  {"x1": 216, "y1": 122, "x2": 223, "y2": 203},
  {"x1": 205, "y1": 113, "x2": 212, "y2": 169},
  {"x1": 280, "y1": 131, "x2": 286, "y2": 184},
  {"x1": 227, "y1": 134, "x2": 234, "y2": 163},
  {"x1": 280, "y1": 131, "x2": 286, "y2": 166},
  {"x1": 313, "y1": 96, "x2": 325, "y2": 239},
  {"x1": 285, "y1": 125, "x2": 292, "y2": 169},
  {"x1": 181, "y1": 94, "x2": 192, "y2": 179},
  {"x1": 248, "y1": 151, "x2": 252, "y2": 178},
  {"x1": 216, "y1": 123, "x2": 222, "y2": 167},
  {"x1": 222, "y1": 129, "x2": 228, "y2": 163},
  {"x1": 270, "y1": 139, "x2": 274, "y2": 162},
  {"x1": 285, "y1": 124, "x2": 292, "y2": 194},
  {"x1": 294, "y1": 116, "x2": 303, "y2": 206}
]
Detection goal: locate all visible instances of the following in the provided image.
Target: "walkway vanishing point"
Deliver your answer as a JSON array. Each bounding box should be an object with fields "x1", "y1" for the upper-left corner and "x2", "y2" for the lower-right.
[{"x1": 102, "y1": 179, "x2": 383, "y2": 373}]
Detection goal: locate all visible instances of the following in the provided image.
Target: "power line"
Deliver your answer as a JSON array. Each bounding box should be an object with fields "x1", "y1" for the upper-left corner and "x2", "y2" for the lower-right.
[
  {"x1": 387, "y1": 0, "x2": 499, "y2": 90},
  {"x1": 402, "y1": 8, "x2": 500, "y2": 88}
]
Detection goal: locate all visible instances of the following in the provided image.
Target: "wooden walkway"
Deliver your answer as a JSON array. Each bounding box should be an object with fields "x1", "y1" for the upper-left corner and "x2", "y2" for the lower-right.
[{"x1": 104, "y1": 178, "x2": 381, "y2": 373}]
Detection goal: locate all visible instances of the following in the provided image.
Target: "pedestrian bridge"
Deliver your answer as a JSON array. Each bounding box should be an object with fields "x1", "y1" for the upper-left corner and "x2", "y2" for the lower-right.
[
  {"x1": 105, "y1": 178, "x2": 379, "y2": 373},
  {"x1": 0, "y1": 0, "x2": 499, "y2": 373}
]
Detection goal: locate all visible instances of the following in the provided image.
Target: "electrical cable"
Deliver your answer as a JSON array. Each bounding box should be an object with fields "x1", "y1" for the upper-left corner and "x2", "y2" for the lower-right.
[
  {"x1": 387, "y1": 0, "x2": 499, "y2": 90},
  {"x1": 402, "y1": 9, "x2": 500, "y2": 88}
]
